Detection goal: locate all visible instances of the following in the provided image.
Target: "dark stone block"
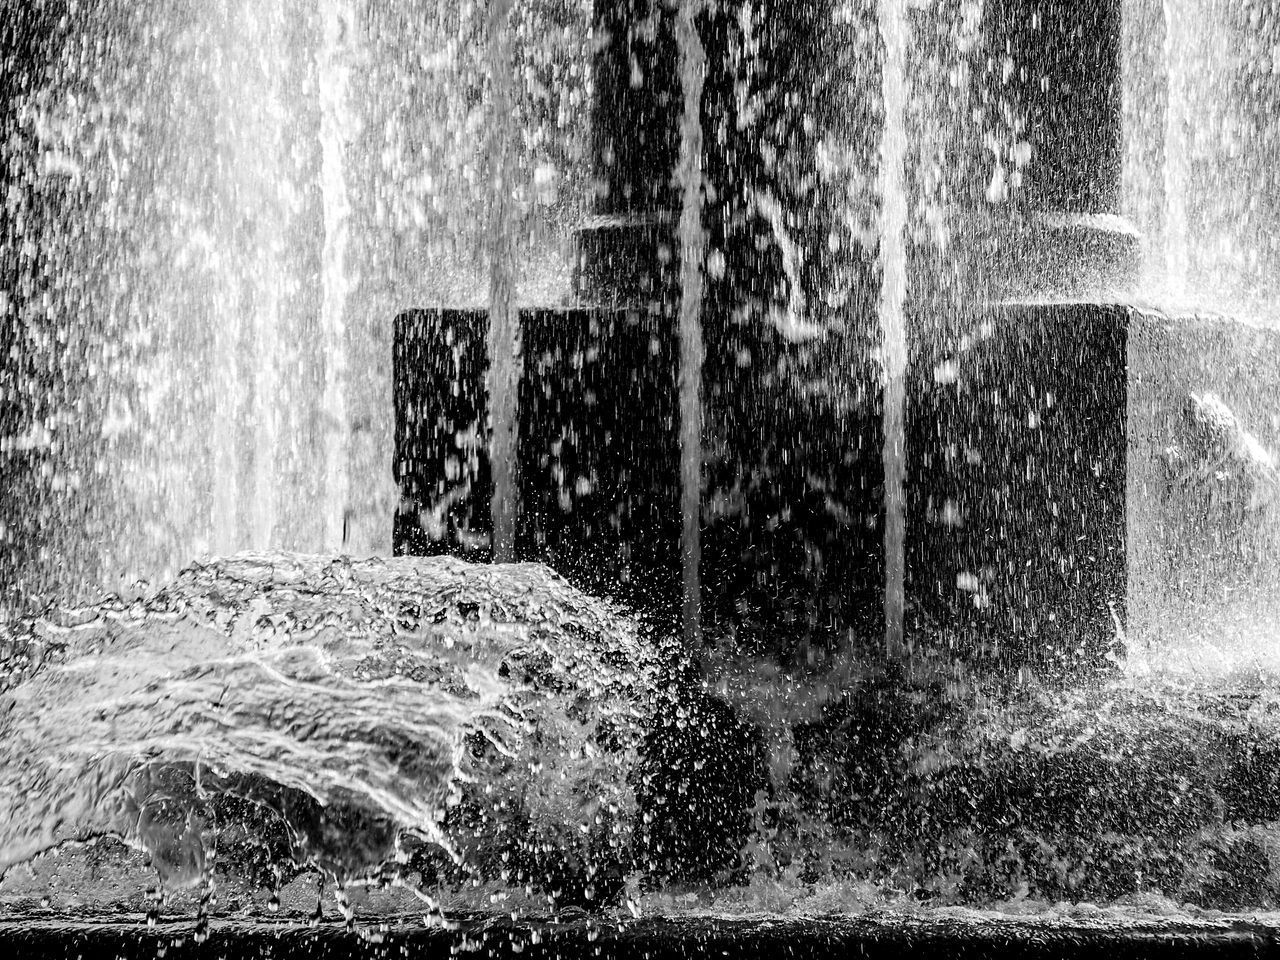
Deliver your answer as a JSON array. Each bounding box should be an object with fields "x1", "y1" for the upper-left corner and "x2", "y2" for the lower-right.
[
  {"x1": 394, "y1": 300, "x2": 1280, "y2": 676},
  {"x1": 394, "y1": 306, "x2": 884, "y2": 653},
  {"x1": 393, "y1": 302, "x2": 1131, "y2": 673},
  {"x1": 913, "y1": 302, "x2": 1280, "y2": 673},
  {"x1": 394, "y1": 307, "x2": 682, "y2": 624},
  {"x1": 909, "y1": 303, "x2": 1130, "y2": 675},
  {"x1": 397, "y1": 303, "x2": 1110, "y2": 668},
  {"x1": 573, "y1": 220, "x2": 678, "y2": 306}
]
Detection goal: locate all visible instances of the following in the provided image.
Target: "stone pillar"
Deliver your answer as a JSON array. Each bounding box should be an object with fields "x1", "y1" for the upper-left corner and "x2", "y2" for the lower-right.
[
  {"x1": 967, "y1": 0, "x2": 1139, "y2": 302},
  {"x1": 990, "y1": 0, "x2": 1123, "y2": 214},
  {"x1": 572, "y1": 1, "x2": 885, "y2": 666},
  {"x1": 588, "y1": 1, "x2": 679, "y2": 218},
  {"x1": 573, "y1": 0, "x2": 679, "y2": 305}
]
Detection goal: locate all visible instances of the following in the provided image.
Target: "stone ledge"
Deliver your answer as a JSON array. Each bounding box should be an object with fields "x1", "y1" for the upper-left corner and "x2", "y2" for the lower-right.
[{"x1": 0, "y1": 914, "x2": 1276, "y2": 960}]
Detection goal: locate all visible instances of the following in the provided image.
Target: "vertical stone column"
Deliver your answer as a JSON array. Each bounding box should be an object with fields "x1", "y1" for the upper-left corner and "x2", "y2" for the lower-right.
[
  {"x1": 573, "y1": 0, "x2": 679, "y2": 305},
  {"x1": 990, "y1": 0, "x2": 1123, "y2": 214},
  {"x1": 589, "y1": 0, "x2": 680, "y2": 217},
  {"x1": 971, "y1": 0, "x2": 1138, "y2": 301}
]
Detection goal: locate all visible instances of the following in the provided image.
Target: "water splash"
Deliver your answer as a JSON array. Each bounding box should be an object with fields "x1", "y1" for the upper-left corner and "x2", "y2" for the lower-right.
[
  {"x1": 0, "y1": 2, "x2": 591, "y2": 604},
  {"x1": 1126, "y1": 0, "x2": 1280, "y2": 320},
  {"x1": 0, "y1": 553, "x2": 657, "y2": 887}
]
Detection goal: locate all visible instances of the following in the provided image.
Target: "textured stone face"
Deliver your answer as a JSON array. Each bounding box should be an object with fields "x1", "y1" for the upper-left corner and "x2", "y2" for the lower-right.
[{"x1": 910, "y1": 304, "x2": 1130, "y2": 675}]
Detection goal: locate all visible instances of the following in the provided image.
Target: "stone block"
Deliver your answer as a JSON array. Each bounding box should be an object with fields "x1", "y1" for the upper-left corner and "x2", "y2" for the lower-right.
[
  {"x1": 909, "y1": 303, "x2": 1130, "y2": 673},
  {"x1": 394, "y1": 303, "x2": 1280, "y2": 675},
  {"x1": 1126, "y1": 310, "x2": 1280, "y2": 665},
  {"x1": 393, "y1": 307, "x2": 682, "y2": 620},
  {"x1": 913, "y1": 303, "x2": 1280, "y2": 674}
]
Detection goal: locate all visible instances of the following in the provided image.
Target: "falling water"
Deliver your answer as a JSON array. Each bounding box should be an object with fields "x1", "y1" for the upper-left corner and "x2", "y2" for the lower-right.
[
  {"x1": 1160, "y1": 0, "x2": 1189, "y2": 300},
  {"x1": 0, "y1": 3, "x2": 589, "y2": 603},
  {"x1": 1122, "y1": 0, "x2": 1280, "y2": 660},
  {"x1": 209, "y1": 235, "x2": 243, "y2": 560},
  {"x1": 10, "y1": 0, "x2": 1280, "y2": 930},
  {"x1": 676, "y1": 3, "x2": 707, "y2": 649},
  {"x1": 877, "y1": 0, "x2": 909, "y2": 658},
  {"x1": 486, "y1": 0, "x2": 521, "y2": 565},
  {"x1": 318, "y1": 0, "x2": 355, "y2": 553},
  {"x1": 1126, "y1": 0, "x2": 1280, "y2": 318},
  {"x1": 248, "y1": 4, "x2": 287, "y2": 553}
]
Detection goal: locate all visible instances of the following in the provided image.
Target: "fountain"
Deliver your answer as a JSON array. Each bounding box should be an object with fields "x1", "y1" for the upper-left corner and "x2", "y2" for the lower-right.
[
  {"x1": 4, "y1": 0, "x2": 1280, "y2": 955},
  {"x1": 394, "y1": 0, "x2": 1146, "y2": 674}
]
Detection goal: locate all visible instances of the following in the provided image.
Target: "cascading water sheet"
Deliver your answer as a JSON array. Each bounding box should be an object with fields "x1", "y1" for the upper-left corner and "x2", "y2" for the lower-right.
[{"x1": 1126, "y1": 0, "x2": 1280, "y2": 320}]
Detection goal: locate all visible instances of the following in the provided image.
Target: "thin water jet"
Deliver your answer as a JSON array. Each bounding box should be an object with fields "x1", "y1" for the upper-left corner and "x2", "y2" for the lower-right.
[
  {"x1": 676, "y1": 0, "x2": 707, "y2": 649},
  {"x1": 485, "y1": 0, "x2": 521, "y2": 565},
  {"x1": 1160, "y1": 0, "x2": 1190, "y2": 300},
  {"x1": 877, "y1": 0, "x2": 909, "y2": 659},
  {"x1": 318, "y1": 0, "x2": 355, "y2": 553}
]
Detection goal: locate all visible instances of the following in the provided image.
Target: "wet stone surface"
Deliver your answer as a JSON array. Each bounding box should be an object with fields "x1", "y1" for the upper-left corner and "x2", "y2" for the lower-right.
[{"x1": 2, "y1": 914, "x2": 1280, "y2": 960}]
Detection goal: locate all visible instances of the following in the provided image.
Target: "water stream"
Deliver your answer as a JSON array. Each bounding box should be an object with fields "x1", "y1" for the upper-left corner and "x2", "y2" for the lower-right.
[
  {"x1": 318, "y1": 0, "x2": 356, "y2": 553},
  {"x1": 1126, "y1": 0, "x2": 1280, "y2": 320},
  {"x1": 876, "y1": 0, "x2": 909, "y2": 658},
  {"x1": 676, "y1": 2, "x2": 708, "y2": 650},
  {"x1": 485, "y1": 0, "x2": 521, "y2": 565},
  {"x1": 1159, "y1": 0, "x2": 1190, "y2": 301}
]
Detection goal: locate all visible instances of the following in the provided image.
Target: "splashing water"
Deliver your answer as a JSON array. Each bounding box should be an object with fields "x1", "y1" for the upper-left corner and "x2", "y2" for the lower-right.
[
  {"x1": 0, "y1": 553, "x2": 658, "y2": 888},
  {"x1": 0, "y1": 2, "x2": 591, "y2": 603},
  {"x1": 9, "y1": 0, "x2": 1280, "y2": 930},
  {"x1": 1126, "y1": 0, "x2": 1280, "y2": 320}
]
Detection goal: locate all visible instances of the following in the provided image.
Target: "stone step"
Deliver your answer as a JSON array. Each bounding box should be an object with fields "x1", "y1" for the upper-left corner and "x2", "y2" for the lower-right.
[{"x1": 1, "y1": 916, "x2": 1277, "y2": 960}]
